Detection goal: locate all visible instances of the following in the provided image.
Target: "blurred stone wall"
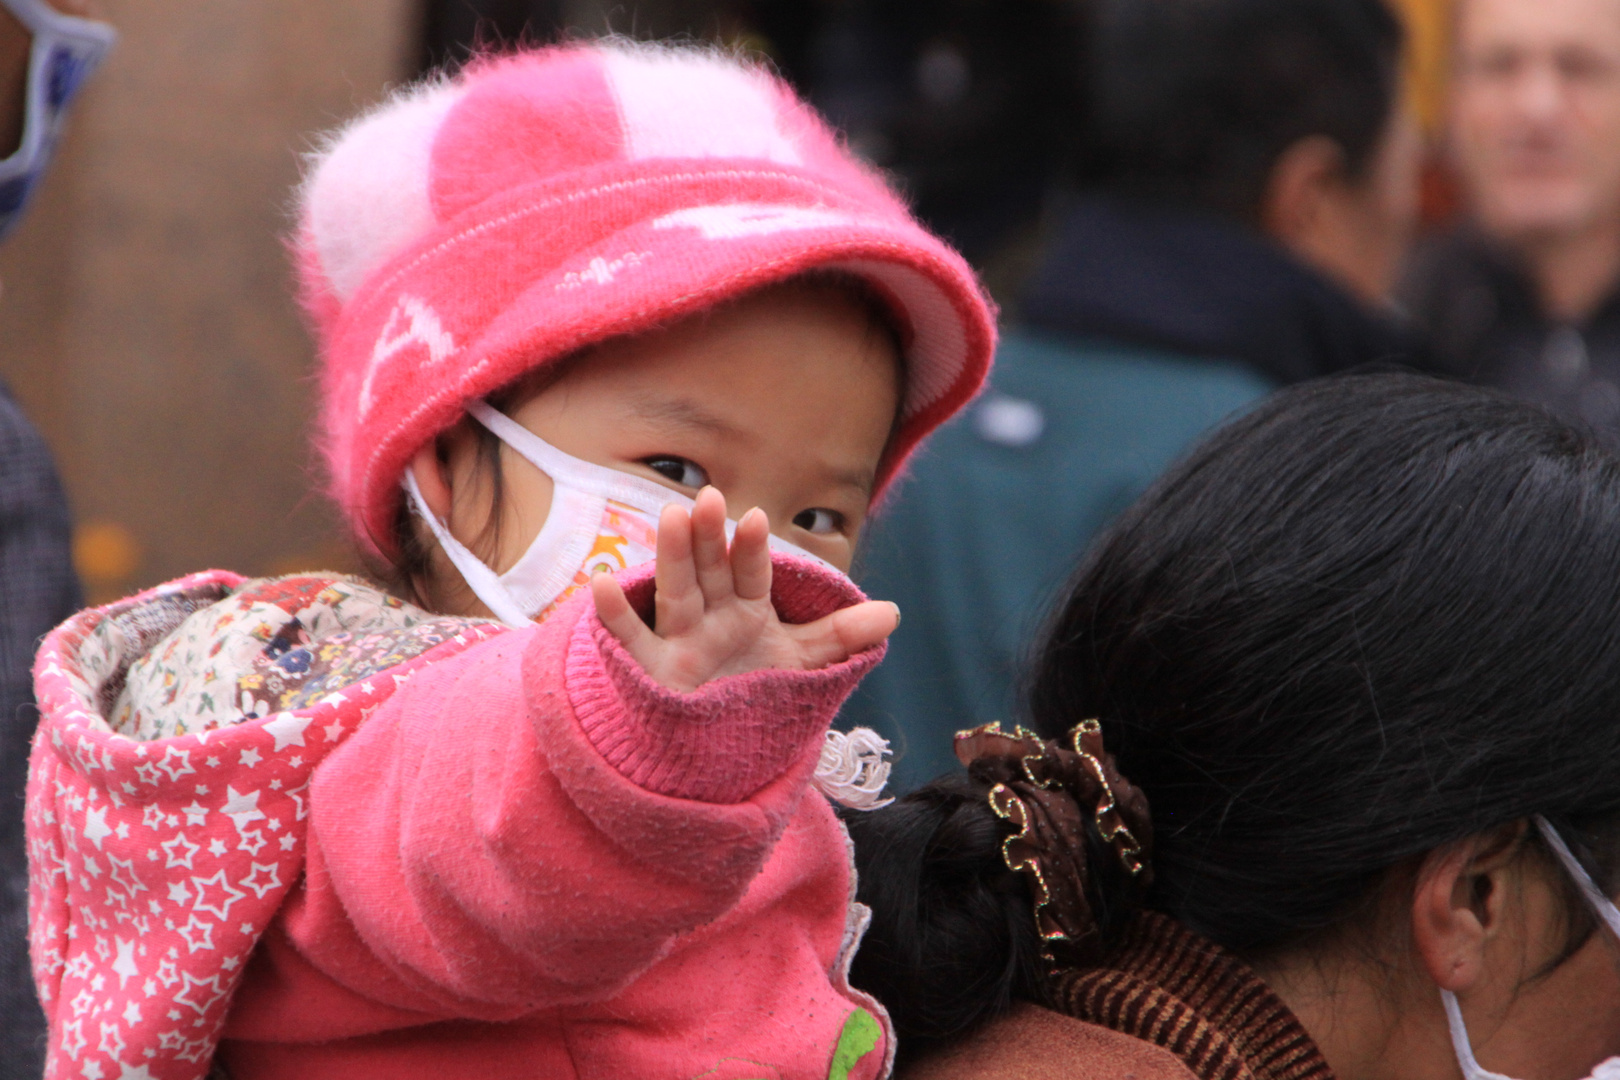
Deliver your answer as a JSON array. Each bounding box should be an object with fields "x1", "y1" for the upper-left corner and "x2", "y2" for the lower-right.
[{"x1": 0, "y1": 0, "x2": 416, "y2": 603}]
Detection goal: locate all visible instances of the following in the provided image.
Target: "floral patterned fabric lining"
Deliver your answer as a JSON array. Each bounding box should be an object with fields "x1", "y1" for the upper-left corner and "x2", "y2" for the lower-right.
[{"x1": 109, "y1": 575, "x2": 492, "y2": 742}]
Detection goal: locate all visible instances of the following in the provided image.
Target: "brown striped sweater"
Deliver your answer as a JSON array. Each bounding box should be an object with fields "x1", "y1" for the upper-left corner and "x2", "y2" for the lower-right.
[{"x1": 905, "y1": 911, "x2": 1335, "y2": 1080}]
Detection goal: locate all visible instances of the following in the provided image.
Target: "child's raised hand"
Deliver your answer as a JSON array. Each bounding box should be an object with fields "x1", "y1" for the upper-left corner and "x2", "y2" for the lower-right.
[{"x1": 589, "y1": 487, "x2": 899, "y2": 692}]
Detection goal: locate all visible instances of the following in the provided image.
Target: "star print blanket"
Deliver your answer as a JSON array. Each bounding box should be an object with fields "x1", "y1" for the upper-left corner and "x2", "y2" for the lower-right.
[{"x1": 26, "y1": 564, "x2": 895, "y2": 1080}]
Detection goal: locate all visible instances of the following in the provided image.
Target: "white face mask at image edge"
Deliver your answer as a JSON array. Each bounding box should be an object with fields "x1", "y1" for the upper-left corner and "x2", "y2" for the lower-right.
[{"x1": 0, "y1": 0, "x2": 113, "y2": 237}]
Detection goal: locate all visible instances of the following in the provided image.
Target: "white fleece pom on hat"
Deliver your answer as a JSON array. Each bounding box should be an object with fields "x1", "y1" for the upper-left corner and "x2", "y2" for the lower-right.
[
  {"x1": 597, "y1": 42, "x2": 803, "y2": 165},
  {"x1": 303, "y1": 79, "x2": 467, "y2": 304}
]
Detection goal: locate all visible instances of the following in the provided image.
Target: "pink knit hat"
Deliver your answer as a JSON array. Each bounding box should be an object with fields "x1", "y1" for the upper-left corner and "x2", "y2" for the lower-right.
[{"x1": 297, "y1": 41, "x2": 997, "y2": 554}]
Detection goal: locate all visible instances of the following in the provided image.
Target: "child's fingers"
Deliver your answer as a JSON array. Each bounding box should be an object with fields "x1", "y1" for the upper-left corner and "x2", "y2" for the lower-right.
[
  {"x1": 730, "y1": 507, "x2": 772, "y2": 601},
  {"x1": 654, "y1": 503, "x2": 702, "y2": 635},
  {"x1": 690, "y1": 487, "x2": 734, "y2": 603},
  {"x1": 790, "y1": 601, "x2": 900, "y2": 670},
  {"x1": 592, "y1": 572, "x2": 659, "y2": 656}
]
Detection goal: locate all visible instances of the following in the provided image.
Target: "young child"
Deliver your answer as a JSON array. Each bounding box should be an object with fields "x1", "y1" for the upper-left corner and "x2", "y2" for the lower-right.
[{"x1": 23, "y1": 41, "x2": 994, "y2": 1080}]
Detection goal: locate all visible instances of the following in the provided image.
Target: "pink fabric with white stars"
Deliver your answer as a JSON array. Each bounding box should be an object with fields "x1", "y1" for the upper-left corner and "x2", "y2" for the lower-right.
[
  {"x1": 26, "y1": 556, "x2": 892, "y2": 1080},
  {"x1": 27, "y1": 570, "x2": 502, "y2": 1080}
]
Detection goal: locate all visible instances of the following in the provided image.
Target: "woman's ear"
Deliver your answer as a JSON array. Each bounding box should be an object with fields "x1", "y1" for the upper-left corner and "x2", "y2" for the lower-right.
[
  {"x1": 1411, "y1": 822, "x2": 1529, "y2": 993},
  {"x1": 410, "y1": 440, "x2": 454, "y2": 521}
]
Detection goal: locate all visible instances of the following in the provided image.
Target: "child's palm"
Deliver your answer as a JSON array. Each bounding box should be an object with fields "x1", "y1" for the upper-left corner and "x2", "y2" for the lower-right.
[{"x1": 591, "y1": 489, "x2": 897, "y2": 692}]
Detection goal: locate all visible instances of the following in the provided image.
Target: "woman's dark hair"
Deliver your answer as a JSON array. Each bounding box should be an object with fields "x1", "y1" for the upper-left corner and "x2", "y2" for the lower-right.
[
  {"x1": 849, "y1": 373, "x2": 1620, "y2": 1064},
  {"x1": 1075, "y1": 0, "x2": 1404, "y2": 224}
]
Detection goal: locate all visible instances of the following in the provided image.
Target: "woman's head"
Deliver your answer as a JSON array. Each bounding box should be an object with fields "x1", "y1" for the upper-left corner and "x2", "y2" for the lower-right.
[
  {"x1": 1032, "y1": 372, "x2": 1620, "y2": 953},
  {"x1": 851, "y1": 373, "x2": 1620, "y2": 1069},
  {"x1": 293, "y1": 40, "x2": 995, "y2": 584}
]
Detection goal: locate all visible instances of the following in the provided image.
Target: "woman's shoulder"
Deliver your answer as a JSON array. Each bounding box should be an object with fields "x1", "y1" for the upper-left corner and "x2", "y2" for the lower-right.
[{"x1": 900, "y1": 1002, "x2": 1198, "y2": 1080}]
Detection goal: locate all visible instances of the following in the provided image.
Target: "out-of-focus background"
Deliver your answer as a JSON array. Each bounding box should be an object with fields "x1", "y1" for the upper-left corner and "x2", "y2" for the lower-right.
[
  {"x1": 0, "y1": 0, "x2": 1451, "y2": 605},
  {"x1": 0, "y1": 2, "x2": 419, "y2": 602}
]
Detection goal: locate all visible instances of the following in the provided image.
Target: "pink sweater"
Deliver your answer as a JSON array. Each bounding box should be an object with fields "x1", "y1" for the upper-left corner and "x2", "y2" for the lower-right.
[{"x1": 27, "y1": 557, "x2": 891, "y2": 1080}]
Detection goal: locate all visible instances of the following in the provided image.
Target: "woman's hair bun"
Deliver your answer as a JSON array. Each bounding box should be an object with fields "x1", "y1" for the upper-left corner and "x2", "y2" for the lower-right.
[
  {"x1": 954, "y1": 722, "x2": 1153, "y2": 969},
  {"x1": 845, "y1": 727, "x2": 1153, "y2": 1069}
]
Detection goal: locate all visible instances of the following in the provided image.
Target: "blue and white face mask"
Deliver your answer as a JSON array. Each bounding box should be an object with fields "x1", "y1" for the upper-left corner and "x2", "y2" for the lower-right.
[{"x1": 0, "y1": 0, "x2": 113, "y2": 239}]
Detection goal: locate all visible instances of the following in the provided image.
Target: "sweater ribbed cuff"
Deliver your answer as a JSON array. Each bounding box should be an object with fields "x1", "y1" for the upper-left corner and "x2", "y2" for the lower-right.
[{"x1": 565, "y1": 613, "x2": 878, "y2": 804}]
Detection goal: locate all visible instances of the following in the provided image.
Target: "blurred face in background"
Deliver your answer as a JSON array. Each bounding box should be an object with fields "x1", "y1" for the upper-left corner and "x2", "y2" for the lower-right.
[{"x1": 1451, "y1": 0, "x2": 1620, "y2": 243}]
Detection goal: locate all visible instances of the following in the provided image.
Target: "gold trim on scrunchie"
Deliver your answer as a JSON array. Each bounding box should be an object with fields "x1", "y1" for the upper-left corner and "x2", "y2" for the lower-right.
[
  {"x1": 1071, "y1": 719, "x2": 1146, "y2": 875},
  {"x1": 954, "y1": 721, "x2": 1154, "y2": 968}
]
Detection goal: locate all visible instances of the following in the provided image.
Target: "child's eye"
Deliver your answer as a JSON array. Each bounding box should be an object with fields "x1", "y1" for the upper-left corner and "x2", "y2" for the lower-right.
[
  {"x1": 642, "y1": 456, "x2": 709, "y2": 489},
  {"x1": 792, "y1": 508, "x2": 846, "y2": 535}
]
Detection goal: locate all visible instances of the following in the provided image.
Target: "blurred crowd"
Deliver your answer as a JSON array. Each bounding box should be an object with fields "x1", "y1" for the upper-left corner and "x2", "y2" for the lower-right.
[
  {"x1": 8, "y1": 0, "x2": 1620, "y2": 1076},
  {"x1": 421, "y1": 0, "x2": 1620, "y2": 777}
]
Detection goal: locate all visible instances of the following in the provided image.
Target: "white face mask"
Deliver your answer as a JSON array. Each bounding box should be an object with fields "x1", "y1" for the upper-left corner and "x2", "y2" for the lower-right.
[
  {"x1": 0, "y1": 0, "x2": 114, "y2": 238},
  {"x1": 404, "y1": 400, "x2": 833, "y2": 627},
  {"x1": 1442, "y1": 816, "x2": 1620, "y2": 1080}
]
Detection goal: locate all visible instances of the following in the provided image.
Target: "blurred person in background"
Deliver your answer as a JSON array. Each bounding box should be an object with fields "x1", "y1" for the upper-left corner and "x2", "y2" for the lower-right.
[
  {"x1": 1402, "y1": 0, "x2": 1620, "y2": 445},
  {"x1": 784, "y1": 0, "x2": 1082, "y2": 285},
  {"x1": 845, "y1": 0, "x2": 1426, "y2": 789},
  {"x1": 0, "y1": 0, "x2": 110, "y2": 1075}
]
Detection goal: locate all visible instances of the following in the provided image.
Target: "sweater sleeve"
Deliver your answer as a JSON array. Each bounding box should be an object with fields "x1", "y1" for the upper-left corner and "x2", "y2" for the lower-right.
[{"x1": 274, "y1": 556, "x2": 881, "y2": 1020}]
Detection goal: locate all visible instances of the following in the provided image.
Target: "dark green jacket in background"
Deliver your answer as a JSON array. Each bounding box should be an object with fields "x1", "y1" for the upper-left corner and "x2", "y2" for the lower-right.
[
  {"x1": 845, "y1": 196, "x2": 1422, "y2": 791},
  {"x1": 845, "y1": 330, "x2": 1269, "y2": 789}
]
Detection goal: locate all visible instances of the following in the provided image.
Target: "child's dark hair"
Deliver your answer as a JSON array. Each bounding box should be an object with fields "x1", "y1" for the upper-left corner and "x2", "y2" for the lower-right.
[
  {"x1": 377, "y1": 270, "x2": 904, "y2": 609},
  {"x1": 848, "y1": 373, "x2": 1620, "y2": 1065}
]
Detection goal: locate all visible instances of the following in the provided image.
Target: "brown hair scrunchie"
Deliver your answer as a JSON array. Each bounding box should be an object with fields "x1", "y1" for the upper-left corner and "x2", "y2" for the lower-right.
[{"x1": 953, "y1": 720, "x2": 1154, "y2": 969}]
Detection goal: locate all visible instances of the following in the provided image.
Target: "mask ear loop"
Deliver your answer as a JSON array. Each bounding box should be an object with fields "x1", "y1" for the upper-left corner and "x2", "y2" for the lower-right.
[
  {"x1": 1534, "y1": 815, "x2": 1620, "y2": 940},
  {"x1": 1442, "y1": 818, "x2": 1620, "y2": 1080},
  {"x1": 402, "y1": 466, "x2": 536, "y2": 629},
  {"x1": 1441, "y1": 990, "x2": 1515, "y2": 1080}
]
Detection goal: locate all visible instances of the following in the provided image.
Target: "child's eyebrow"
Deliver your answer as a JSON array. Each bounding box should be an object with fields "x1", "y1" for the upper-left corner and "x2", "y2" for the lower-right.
[
  {"x1": 629, "y1": 397, "x2": 745, "y2": 438},
  {"x1": 830, "y1": 465, "x2": 877, "y2": 496}
]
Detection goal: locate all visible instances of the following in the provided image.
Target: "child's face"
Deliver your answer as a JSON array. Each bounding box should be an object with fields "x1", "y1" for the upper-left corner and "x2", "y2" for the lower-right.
[{"x1": 439, "y1": 285, "x2": 901, "y2": 581}]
